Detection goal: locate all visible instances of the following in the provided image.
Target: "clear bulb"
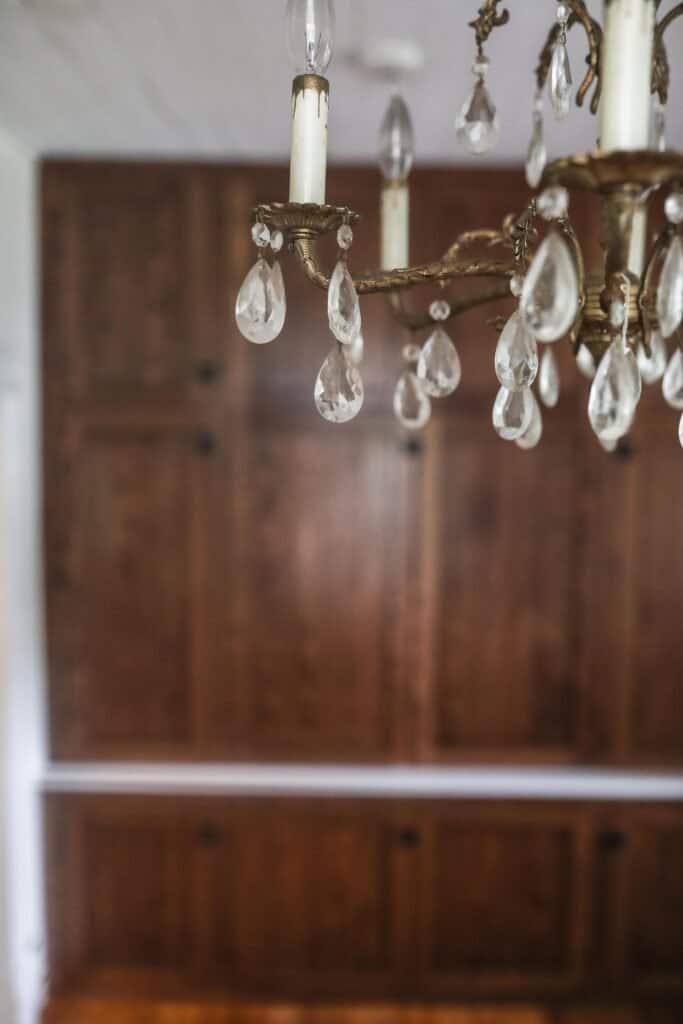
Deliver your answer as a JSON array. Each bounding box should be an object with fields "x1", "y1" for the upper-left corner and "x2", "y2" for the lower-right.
[
  {"x1": 378, "y1": 94, "x2": 415, "y2": 181},
  {"x1": 286, "y1": 0, "x2": 335, "y2": 76}
]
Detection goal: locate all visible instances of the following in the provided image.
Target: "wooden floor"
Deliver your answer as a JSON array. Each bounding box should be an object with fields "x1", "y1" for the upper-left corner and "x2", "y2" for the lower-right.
[{"x1": 42, "y1": 1002, "x2": 683, "y2": 1024}]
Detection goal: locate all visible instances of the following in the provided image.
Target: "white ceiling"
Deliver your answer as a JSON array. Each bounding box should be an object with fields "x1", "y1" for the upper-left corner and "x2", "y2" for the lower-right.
[{"x1": 0, "y1": 0, "x2": 681, "y2": 163}]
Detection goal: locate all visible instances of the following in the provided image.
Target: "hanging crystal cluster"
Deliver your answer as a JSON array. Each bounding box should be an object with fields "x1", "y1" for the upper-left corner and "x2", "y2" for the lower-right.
[{"x1": 394, "y1": 300, "x2": 462, "y2": 431}]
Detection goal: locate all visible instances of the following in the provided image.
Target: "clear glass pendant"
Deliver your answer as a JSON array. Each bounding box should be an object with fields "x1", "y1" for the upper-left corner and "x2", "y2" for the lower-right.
[
  {"x1": 539, "y1": 348, "x2": 560, "y2": 408},
  {"x1": 637, "y1": 329, "x2": 668, "y2": 384},
  {"x1": 516, "y1": 392, "x2": 543, "y2": 450},
  {"x1": 455, "y1": 60, "x2": 499, "y2": 156},
  {"x1": 588, "y1": 341, "x2": 639, "y2": 442},
  {"x1": 314, "y1": 343, "x2": 364, "y2": 423},
  {"x1": 328, "y1": 260, "x2": 362, "y2": 345},
  {"x1": 347, "y1": 331, "x2": 364, "y2": 367},
  {"x1": 576, "y1": 344, "x2": 596, "y2": 379},
  {"x1": 235, "y1": 257, "x2": 287, "y2": 344},
  {"x1": 492, "y1": 385, "x2": 535, "y2": 441},
  {"x1": 394, "y1": 370, "x2": 431, "y2": 430},
  {"x1": 494, "y1": 311, "x2": 538, "y2": 390},
  {"x1": 679, "y1": 411, "x2": 683, "y2": 449},
  {"x1": 521, "y1": 232, "x2": 579, "y2": 342},
  {"x1": 549, "y1": 40, "x2": 572, "y2": 119},
  {"x1": 417, "y1": 327, "x2": 462, "y2": 397},
  {"x1": 652, "y1": 95, "x2": 667, "y2": 152},
  {"x1": 525, "y1": 106, "x2": 547, "y2": 190},
  {"x1": 662, "y1": 348, "x2": 683, "y2": 410},
  {"x1": 656, "y1": 236, "x2": 683, "y2": 339}
]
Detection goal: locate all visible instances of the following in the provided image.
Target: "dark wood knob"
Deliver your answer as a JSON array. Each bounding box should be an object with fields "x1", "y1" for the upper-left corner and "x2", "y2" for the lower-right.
[
  {"x1": 197, "y1": 821, "x2": 222, "y2": 847},
  {"x1": 599, "y1": 828, "x2": 627, "y2": 852},
  {"x1": 400, "y1": 438, "x2": 424, "y2": 457},
  {"x1": 196, "y1": 361, "x2": 220, "y2": 384},
  {"x1": 398, "y1": 827, "x2": 420, "y2": 848},
  {"x1": 195, "y1": 432, "x2": 217, "y2": 455}
]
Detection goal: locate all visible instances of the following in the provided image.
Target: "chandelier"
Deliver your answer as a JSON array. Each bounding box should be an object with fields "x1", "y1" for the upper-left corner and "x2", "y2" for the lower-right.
[{"x1": 235, "y1": 0, "x2": 683, "y2": 452}]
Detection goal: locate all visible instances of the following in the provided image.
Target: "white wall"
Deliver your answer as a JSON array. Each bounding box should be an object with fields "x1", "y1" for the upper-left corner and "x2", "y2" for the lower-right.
[{"x1": 0, "y1": 136, "x2": 45, "y2": 1024}]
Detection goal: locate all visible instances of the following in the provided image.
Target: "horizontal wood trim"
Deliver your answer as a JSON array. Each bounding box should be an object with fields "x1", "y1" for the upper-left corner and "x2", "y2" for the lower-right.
[{"x1": 41, "y1": 764, "x2": 683, "y2": 801}]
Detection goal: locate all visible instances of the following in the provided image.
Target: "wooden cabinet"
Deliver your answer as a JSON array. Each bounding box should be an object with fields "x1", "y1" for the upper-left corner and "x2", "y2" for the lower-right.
[
  {"x1": 416, "y1": 802, "x2": 592, "y2": 995},
  {"x1": 46, "y1": 795, "x2": 683, "y2": 1003},
  {"x1": 46, "y1": 795, "x2": 409, "y2": 999},
  {"x1": 42, "y1": 160, "x2": 683, "y2": 767}
]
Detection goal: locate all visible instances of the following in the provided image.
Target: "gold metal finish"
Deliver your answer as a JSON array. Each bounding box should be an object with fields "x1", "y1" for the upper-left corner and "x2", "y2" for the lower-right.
[
  {"x1": 254, "y1": 202, "x2": 359, "y2": 238},
  {"x1": 291, "y1": 74, "x2": 329, "y2": 99},
  {"x1": 542, "y1": 150, "x2": 683, "y2": 192}
]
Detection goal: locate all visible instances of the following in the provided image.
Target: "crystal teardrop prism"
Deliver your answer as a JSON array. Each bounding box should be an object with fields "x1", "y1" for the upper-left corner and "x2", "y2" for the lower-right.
[
  {"x1": 539, "y1": 348, "x2": 560, "y2": 407},
  {"x1": 516, "y1": 393, "x2": 543, "y2": 450},
  {"x1": 625, "y1": 345, "x2": 642, "y2": 405},
  {"x1": 521, "y1": 232, "x2": 579, "y2": 343},
  {"x1": 455, "y1": 79, "x2": 500, "y2": 155},
  {"x1": 637, "y1": 330, "x2": 668, "y2": 384},
  {"x1": 314, "y1": 344, "x2": 364, "y2": 423},
  {"x1": 393, "y1": 370, "x2": 432, "y2": 430},
  {"x1": 492, "y1": 385, "x2": 535, "y2": 441},
  {"x1": 679, "y1": 411, "x2": 683, "y2": 449},
  {"x1": 328, "y1": 260, "x2": 362, "y2": 345},
  {"x1": 417, "y1": 327, "x2": 462, "y2": 397},
  {"x1": 494, "y1": 311, "x2": 538, "y2": 390},
  {"x1": 347, "y1": 332, "x2": 364, "y2": 367},
  {"x1": 576, "y1": 344, "x2": 596, "y2": 379},
  {"x1": 549, "y1": 40, "x2": 572, "y2": 119},
  {"x1": 588, "y1": 341, "x2": 639, "y2": 442},
  {"x1": 525, "y1": 114, "x2": 547, "y2": 189},
  {"x1": 235, "y1": 258, "x2": 287, "y2": 344},
  {"x1": 662, "y1": 348, "x2": 683, "y2": 410},
  {"x1": 656, "y1": 236, "x2": 683, "y2": 339}
]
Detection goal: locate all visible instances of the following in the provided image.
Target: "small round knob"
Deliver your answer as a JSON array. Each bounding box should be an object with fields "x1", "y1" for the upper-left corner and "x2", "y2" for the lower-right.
[
  {"x1": 197, "y1": 821, "x2": 222, "y2": 847},
  {"x1": 398, "y1": 827, "x2": 420, "y2": 848},
  {"x1": 599, "y1": 828, "x2": 627, "y2": 852},
  {"x1": 196, "y1": 361, "x2": 220, "y2": 384},
  {"x1": 195, "y1": 432, "x2": 217, "y2": 455}
]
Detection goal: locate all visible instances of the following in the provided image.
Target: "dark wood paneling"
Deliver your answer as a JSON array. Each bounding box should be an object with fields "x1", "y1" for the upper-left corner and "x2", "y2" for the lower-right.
[
  {"x1": 417, "y1": 803, "x2": 592, "y2": 995},
  {"x1": 42, "y1": 160, "x2": 682, "y2": 767},
  {"x1": 615, "y1": 807, "x2": 683, "y2": 993}
]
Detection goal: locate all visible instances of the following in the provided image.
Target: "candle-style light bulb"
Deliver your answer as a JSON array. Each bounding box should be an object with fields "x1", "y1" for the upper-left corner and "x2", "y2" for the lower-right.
[
  {"x1": 379, "y1": 95, "x2": 415, "y2": 182},
  {"x1": 286, "y1": 0, "x2": 335, "y2": 76}
]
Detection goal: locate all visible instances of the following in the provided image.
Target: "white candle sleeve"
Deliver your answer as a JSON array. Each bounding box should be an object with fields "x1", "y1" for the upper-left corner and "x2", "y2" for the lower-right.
[
  {"x1": 289, "y1": 75, "x2": 329, "y2": 204},
  {"x1": 381, "y1": 182, "x2": 410, "y2": 270},
  {"x1": 599, "y1": 0, "x2": 655, "y2": 152}
]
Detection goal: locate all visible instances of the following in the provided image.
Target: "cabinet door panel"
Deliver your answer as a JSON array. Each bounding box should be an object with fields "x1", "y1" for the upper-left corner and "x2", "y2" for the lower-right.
[
  {"x1": 46, "y1": 796, "x2": 196, "y2": 996},
  {"x1": 579, "y1": 421, "x2": 683, "y2": 765},
  {"x1": 418, "y1": 803, "x2": 591, "y2": 995},
  {"x1": 616, "y1": 807, "x2": 683, "y2": 992},
  {"x1": 206, "y1": 418, "x2": 407, "y2": 760},
  {"x1": 197, "y1": 802, "x2": 403, "y2": 994},
  {"x1": 42, "y1": 163, "x2": 224, "y2": 403},
  {"x1": 417, "y1": 420, "x2": 584, "y2": 761},
  {"x1": 48, "y1": 420, "x2": 207, "y2": 757}
]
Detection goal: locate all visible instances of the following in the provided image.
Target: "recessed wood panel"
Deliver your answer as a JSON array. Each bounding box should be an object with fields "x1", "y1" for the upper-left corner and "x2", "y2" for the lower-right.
[
  {"x1": 417, "y1": 803, "x2": 591, "y2": 994},
  {"x1": 206, "y1": 418, "x2": 407, "y2": 759},
  {"x1": 42, "y1": 162, "x2": 225, "y2": 403},
  {"x1": 48, "y1": 421, "x2": 203, "y2": 756},
  {"x1": 417, "y1": 420, "x2": 583, "y2": 761},
  {"x1": 619, "y1": 808, "x2": 683, "y2": 991},
  {"x1": 200, "y1": 804, "x2": 400, "y2": 990}
]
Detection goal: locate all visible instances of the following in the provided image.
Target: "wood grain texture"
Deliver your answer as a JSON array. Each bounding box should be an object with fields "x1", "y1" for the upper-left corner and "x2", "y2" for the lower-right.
[
  {"x1": 42, "y1": 159, "x2": 683, "y2": 766},
  {"x1": 41, "y1": 999, "x2": 683, "y2": 1024}
]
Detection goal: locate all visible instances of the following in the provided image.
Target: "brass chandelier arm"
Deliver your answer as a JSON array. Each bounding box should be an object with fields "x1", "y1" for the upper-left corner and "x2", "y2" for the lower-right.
[
  {"x1": 290, "y1": 236, "x2": 516, "y2": 295},
  {"x1": 535, "y1": 1, "x2": 603, "y2": 114},
  {"x1": 387, "y1": 282, "x2": 513, "y2": 332},
  {"x1": 468, "y1": 1, "x2": 510, "y2": 54},
  {"x1": 653, "y1": 2, "x2": 683, "y2": 104}
]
